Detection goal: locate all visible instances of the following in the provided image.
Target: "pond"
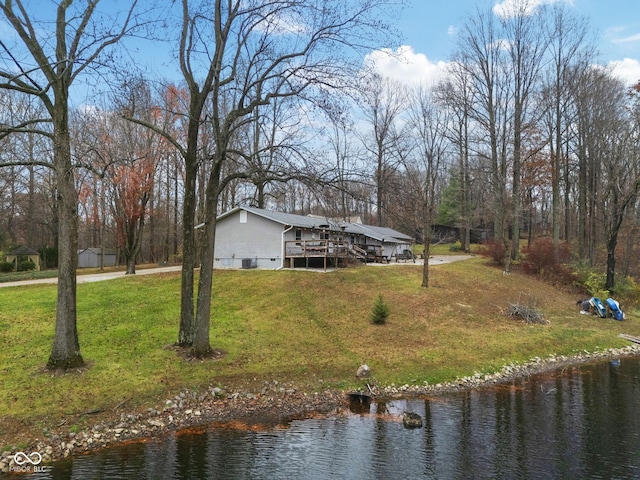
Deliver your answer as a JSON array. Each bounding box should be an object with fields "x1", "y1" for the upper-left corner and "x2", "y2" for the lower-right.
[{"x1": 9, "y1": 356, "x2": 640, "y2": 479}]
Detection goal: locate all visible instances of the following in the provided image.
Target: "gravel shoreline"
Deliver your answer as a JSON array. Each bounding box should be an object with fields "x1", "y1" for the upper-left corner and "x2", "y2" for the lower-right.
[{"x1": 2, "y1": 344, "x2": 640, "y2": 473}]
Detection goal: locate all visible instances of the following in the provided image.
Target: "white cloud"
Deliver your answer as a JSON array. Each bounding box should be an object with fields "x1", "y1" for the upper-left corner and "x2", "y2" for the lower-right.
[
  {"x1": 492, "y1": 0, "x2": 572, "y2": 19},
  {"x1": 363, "y1": 46, "x2": 450, "y2": 87},
  {"x1": 612, "y1": 32, "x2": 640, "y2": 44},
  {"x1": 608, "y1": 58, "x2": 640, "y2": 87}
]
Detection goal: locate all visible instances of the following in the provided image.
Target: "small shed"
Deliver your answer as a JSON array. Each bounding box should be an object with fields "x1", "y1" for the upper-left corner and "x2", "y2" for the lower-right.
[
  {"x1": 6, "y1": 246, "x2": 41, "y2": 271},
  {"x1": 77, "y1": 248, "x2": 117, "y2": 268}
]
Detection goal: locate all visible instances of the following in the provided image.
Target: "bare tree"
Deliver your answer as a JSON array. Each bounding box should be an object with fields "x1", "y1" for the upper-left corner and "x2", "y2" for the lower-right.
[
  {"x1": 436, "y1": 62, "x2": 474, "y2": 252},
  {"x1": 599, "y1": 79, "x2": 640, "y2": 291},
  {"x1": 407, "y1": 85, "x2": 451, "y2": 287},
  {"x1": 499, "y1": 0, "x2": 547, "y2": 263},
  {"x1": 454, "y1": 6, "x2": 512, "y2": 269},
  {"x1": 129, "y1": 0, "x2": 401, "y2": 357},
  {"x1": 323, "y1": 105, "x2": 365, "y2": 220},
  {"x1": 570, "y1": 65, "x2": 609, "y2": 262},
  {"x1": 0, "y1": 0, "x2": 147, "y2": 369},
  {"x1": 540, "y1": 3, "x2": 593, "y2": 257},
  {"x1": 0, "y1": 91, "x2": 54, "y2": 249},
  {"x1": 358, "y1": 73, "x2": 407, "y2": 226}
]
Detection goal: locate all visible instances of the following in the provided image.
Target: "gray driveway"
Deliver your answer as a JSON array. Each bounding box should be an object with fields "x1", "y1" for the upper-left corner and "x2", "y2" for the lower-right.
[
  {"x1": 1, "y1": 255, "x2": 473, "y2": 288},
  {"x1": 0, "y1": 265, "x2": 182, "y2": 288}
]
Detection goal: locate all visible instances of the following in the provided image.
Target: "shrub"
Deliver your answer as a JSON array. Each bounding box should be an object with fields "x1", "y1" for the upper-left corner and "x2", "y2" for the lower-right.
[
  {"x1": 0, "y1": 261, "x2": 14, "y2": 272},
  {"x1": 521, "y1": 238, "x2": 571, "y2": 275},
  {"x1": 478, "y1": 238, "x2": 506, "y2": 266},
  {"x1": 370, "y1": 294, "x2": 389, "y2": 325},
  {"x1": 612, "y1": 276, "x2": 640, "y2": 304},
  {"x1": 587, "y1": 275, "x2": 608, "y2": 299},
  {"x1": 17, "y1": 259, "x2": 36, "y2": 272}
]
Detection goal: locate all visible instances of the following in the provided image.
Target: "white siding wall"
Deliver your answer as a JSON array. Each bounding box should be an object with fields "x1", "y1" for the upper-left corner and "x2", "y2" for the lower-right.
[{"x1": 214, "y1": 211, "x2": 284, "y2": 269}]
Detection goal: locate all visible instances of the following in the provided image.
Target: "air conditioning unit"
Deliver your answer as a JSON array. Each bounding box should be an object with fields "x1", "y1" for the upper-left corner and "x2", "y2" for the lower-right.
[{"x1": 241, "y1": 258, "x2": 257, "y2": 269}]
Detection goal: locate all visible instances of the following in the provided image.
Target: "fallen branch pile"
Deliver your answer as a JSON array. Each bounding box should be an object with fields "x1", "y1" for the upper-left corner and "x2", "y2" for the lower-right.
[{"x1": 507, "y1": 303, "x2": 548, "y2": 325}]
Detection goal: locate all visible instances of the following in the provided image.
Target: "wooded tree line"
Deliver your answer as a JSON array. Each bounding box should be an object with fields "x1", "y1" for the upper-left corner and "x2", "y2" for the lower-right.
[{"x1": 0, "y1": 0, "x2": 639, "y2": 368}]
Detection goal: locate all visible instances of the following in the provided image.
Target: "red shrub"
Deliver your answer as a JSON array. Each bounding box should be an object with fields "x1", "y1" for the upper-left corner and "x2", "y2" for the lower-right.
[
  {"x1": 478, "y1": 238, "x2": 506, "y2": 266},
  {"x1": 521, "y1": 238, "x2": 571, "y2": 275}
]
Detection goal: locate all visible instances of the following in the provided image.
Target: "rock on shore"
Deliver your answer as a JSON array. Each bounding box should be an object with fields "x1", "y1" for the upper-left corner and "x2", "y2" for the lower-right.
[{"x1": 2, "y1": 345, "x2": 639, "y2": 473}]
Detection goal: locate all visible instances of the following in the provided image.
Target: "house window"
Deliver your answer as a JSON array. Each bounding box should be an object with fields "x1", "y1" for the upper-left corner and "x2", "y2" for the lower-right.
[
  {"x1": 295, "y1": 228, "x2": 302, "y2": 241},
  {"x1": 240, "y1": 210, "x2": 248, "y2": 223}
]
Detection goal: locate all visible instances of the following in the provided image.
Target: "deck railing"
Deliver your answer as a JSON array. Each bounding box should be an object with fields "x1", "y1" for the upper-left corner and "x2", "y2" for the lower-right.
[{"x1": 284, "y1": 239, "x2": 349, "y2": 258}]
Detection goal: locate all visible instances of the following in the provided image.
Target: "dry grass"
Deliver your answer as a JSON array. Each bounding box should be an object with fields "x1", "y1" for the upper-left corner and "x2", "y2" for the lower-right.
[{"x1": 0, "y1": 257, "x2": 638, "y2": 448}]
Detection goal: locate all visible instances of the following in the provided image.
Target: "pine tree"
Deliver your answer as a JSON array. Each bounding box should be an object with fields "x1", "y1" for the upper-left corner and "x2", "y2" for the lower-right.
[{"x1": 370, "y1": 294, "x2": 390, "y2": 325}]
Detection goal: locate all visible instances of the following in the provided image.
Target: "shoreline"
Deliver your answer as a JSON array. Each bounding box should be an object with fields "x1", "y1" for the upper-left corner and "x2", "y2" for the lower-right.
[{"x1": 2, "y1": 344, "x2": 640, "y2": 473}]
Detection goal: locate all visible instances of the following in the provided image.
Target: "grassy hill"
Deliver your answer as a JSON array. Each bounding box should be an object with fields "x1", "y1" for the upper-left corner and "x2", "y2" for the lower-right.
[{"x1": 1, "y1": 256, "x2": 638, "y2": 447}]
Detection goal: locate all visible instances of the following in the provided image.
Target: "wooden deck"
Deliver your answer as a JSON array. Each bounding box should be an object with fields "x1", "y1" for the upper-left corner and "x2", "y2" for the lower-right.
[{"x1": 284, "y1": 240, "x2": 376, "y2": 269}]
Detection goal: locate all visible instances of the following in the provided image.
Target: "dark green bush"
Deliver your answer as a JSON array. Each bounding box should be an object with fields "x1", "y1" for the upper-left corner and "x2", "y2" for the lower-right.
[
  {"x1": 0, "y1": 261, "x2": 14, "y2": 272},
  {"x1": 17, "y1": 260, "x2": 36, "y2": 272},
  {"x1": 39, "y1": 246, "x2": 57, "y2": 269}
]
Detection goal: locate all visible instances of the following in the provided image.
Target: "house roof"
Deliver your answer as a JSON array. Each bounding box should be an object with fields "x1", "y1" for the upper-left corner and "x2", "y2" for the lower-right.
[{"x1": 218, "y1": 206, "x2": 413, "y2": 243}]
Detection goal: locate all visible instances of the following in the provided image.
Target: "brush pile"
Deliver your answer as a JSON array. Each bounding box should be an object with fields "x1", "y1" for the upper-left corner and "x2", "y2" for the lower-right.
[{"x1": 506, "y1": 303, "x2": 548, "y2": 325}]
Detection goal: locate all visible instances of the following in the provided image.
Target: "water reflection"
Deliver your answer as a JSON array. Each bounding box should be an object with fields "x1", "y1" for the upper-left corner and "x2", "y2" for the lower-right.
[{"x1": 11, "y1": 357, "x2": 640, "y2": 480}]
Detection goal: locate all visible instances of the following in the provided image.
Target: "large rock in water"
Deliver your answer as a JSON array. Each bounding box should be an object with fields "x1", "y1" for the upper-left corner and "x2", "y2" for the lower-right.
[{"x1": 402, "y1": 412, "x2": 423, "y2": 429}]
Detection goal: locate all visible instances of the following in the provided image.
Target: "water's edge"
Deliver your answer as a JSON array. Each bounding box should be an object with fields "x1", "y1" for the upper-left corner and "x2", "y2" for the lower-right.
[{"x1": 2, "y1": 344, "x2": 640, "y2": 473}]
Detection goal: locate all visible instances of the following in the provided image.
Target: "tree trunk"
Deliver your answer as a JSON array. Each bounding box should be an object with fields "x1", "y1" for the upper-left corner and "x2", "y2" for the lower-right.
[
  {"x1": 421, "y1": 230, "x2": 431, "y2": 288},
  {"x1": 47, "y1": 98, "x2": 83, "y2": 370},
  {"x1": 191, "y1": 169, "x2": 220, "y2": 358},
  {"x1": 126, "y1": 255, "x2": 137, "y2": 275},
  {"x1": 605, "y1": 235, "x2": 617, "y2": 293},
  {"x1": 178, "y1": 113, "x2": 201, "y2": 347}
]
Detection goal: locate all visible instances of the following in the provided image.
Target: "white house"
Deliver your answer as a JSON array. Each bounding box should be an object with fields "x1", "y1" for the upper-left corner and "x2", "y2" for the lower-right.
[{"x1": 213, "y1": 206, "x2": 413, "y2": 270}]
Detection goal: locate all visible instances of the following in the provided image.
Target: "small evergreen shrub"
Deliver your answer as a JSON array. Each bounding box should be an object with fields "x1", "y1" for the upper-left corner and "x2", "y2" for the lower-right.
[{"x1": 370, "y1": 294, "x2": 389, "y2": 325}]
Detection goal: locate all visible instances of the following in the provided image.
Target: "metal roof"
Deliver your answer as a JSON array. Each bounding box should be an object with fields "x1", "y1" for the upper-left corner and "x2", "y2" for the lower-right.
[{"x1": 218, "y1": 206, "x2": 413, "y2": 243}]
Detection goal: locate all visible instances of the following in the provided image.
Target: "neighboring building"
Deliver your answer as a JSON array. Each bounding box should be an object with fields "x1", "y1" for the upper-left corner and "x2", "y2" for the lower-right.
[
  {"x1": 214, "y1": 206, "x2": 413, "y2": 270},
  {"x1": 5, "y1": 246, "x2": 41, "y2": 271},
  {"x1": 77, "y1": 248, "x2": 117, "y2": 268}
]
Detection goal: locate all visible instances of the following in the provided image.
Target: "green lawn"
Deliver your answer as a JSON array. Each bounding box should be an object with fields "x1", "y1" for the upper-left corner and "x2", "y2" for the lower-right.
[{"x1": 1, "y1": 258, "x2": 638, "y2": 447}]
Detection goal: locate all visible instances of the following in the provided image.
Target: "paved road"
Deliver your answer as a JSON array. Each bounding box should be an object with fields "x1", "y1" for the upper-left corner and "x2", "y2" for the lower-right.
[
  {"x1": 0, "y1": 255, "x2": 473, "y2": 288},
  {"x1": 0, "y1": 265, "x2": 182, "y2": 288}
]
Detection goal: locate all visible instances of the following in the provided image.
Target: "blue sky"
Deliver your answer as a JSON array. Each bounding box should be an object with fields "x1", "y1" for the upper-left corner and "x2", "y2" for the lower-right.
[
  {"x1": 371, "y1": 0, "x2": 640, "y2": 87},
  {"x1": 3, "y1": 0, "x2": 636, "y2": 103}
]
